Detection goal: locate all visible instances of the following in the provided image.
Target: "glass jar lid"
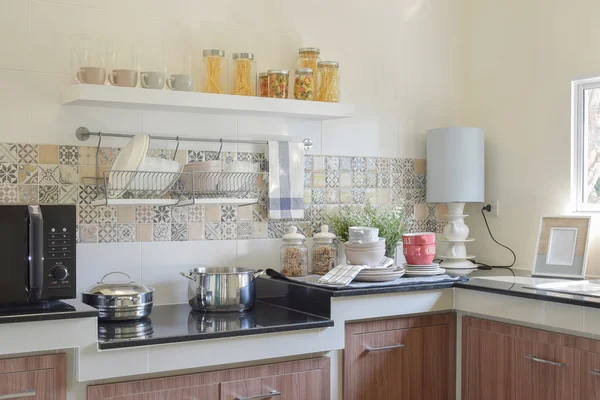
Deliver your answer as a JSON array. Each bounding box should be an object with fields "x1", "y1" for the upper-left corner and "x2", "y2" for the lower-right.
[
  {"x1": 267, "y1": 69, "x2": 290, "y2": 75},
  {"x1": 299, "y1": 47, "x2": 321, "y2": 55},
  {"x1": 203, "y1": 49, "x2": 225, "y2": 57},
  {"x1": 232, "y1": 52, "x2": 255, "y2": 60},
  {"x1": 313, "y1": 225, "x2": 336, "y2": 243},
  {"x1": 318, "y1": 61, "x2": 339, "y2": 68},
  {"x1": 259, "y1": 72, "x2": 268, "y2": 78},
  {"x1": 295, "y1": 68, "x2": 313, "y2": 75},
  {"x1": 282, "y1": 226, "x2": 305, "y2": 242}
]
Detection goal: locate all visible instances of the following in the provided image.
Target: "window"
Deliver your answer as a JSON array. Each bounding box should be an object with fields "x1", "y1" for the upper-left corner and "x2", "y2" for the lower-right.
[{"x1": 572, "y1": 77, "x2": 600, "y2": 211}]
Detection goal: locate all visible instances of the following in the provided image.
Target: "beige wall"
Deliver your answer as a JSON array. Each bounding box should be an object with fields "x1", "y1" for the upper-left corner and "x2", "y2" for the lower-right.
[{"x1": 461, "y1": 0, "x2": 600, "y2": 275}]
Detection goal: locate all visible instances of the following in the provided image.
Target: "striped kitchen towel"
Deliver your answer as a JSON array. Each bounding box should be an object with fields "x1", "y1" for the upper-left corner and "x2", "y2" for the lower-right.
[
  {"x1": 318, "y1": 264, "x2": 367, "y2": 286},
  {"x1": 266, "y1": 141, "x2": 305, "y2": 219}
]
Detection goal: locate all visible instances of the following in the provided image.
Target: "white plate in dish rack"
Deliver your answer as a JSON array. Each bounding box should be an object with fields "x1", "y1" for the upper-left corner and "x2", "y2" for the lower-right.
[
  {"x1": 354, "y1": 271, "x2": 406, "y2": 282},
  {"x1": 403, "y1": 263, "x2": 440, "y2": 268},
  {"x1": 357, "y1": 266, "x2": 401, "y2": 275},
  {"x1": 404, "y1": 268, "x2": 446, "y2": 277}
]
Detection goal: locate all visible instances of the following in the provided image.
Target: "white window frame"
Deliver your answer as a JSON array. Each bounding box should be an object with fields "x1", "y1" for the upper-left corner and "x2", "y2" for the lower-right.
[{"x1": 572, "y1": 77, "x2": 600, "y2": 212}]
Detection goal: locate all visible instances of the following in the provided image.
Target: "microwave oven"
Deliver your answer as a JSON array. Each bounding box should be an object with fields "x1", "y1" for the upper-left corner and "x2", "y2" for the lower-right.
[{"x1": 0, "y1": 205, "x2": 76, "y2": 304}]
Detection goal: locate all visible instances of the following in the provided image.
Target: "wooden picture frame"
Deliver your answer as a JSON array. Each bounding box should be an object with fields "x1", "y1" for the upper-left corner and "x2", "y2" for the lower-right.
[{"x1": 532, "y1": 216, "x2": 591, "y2": 279}]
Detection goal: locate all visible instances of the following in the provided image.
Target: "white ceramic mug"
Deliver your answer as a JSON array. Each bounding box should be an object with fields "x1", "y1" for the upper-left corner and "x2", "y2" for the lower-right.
[
  {"x1": 140, "y1": 71, "x2": 165, "y2": 89},
  {"x1": 167, "y1": 74, "x2": 194, "y2": 91},
  {"x1": 77, "y1": 66, "x2": 106, "y2": 85},
  {"x1": 108, "y1": 69, "x2": 138, "y2": 87},
  {"x1": 348, "y1": 226, "x2": 379, "y2": 243}
]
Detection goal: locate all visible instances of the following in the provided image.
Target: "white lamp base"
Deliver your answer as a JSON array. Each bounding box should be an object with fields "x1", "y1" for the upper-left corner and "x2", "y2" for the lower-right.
[{"x1": 442, "y1": 202, "x2": 477, "y2": 271}]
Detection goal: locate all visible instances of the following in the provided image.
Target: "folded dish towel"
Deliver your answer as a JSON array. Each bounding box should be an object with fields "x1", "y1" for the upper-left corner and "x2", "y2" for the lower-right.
[
  {"x1": 317, "y1": 257, "x2": 396, "y2": 286},
  {"x1": 266, "y1": 141, "x2": 305, "y2": 219},
  {"x1": 318, "y1": 264, "x2": 367, "y2": 285}
]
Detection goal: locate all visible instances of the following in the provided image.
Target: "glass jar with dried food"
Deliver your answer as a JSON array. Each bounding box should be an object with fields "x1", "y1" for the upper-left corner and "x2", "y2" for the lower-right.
[
  {"x1": 294, "y1": 68, "x2": 314, "y2": 100},
  {"x1": 280, "y1": 226, "x2": 308, "y2": 277},
  {"x1": 258, "y1": 72, "x2": 268, "y2": 97},
  {"x1": 296, "y1": 48, "x2": 320, "y2": 95},
  {"x1": 317, "y1": 61, "x2": 340, "y2": 102},
  {"x1": 231, "y1": 53, "x2": 256, "y2": 96},
  {"x1": 312, "y1": 225, "x2": 338, "y2": 275},
  {"x1": 267, "y1": 69, "x2": 289, "y2": 98},
  {"x1": 201, "y1": 49, "x2": 227, "y2": 94}
]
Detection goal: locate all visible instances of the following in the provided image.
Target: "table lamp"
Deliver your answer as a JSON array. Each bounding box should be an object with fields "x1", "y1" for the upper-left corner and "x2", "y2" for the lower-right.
[{"x1": 426, "y1": 127, "x2": 484, "y2": 270}]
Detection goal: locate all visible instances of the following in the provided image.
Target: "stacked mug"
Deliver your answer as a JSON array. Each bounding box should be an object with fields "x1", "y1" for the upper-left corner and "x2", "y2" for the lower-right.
[{"x1": 344, "y1": 227, "x2": 386, "y2": 267}]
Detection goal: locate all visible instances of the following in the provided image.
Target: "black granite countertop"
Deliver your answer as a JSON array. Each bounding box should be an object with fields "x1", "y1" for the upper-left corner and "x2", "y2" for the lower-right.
[
  {"x1": 0, "y1": 299, "x2": 98, "y2": 324},
  {"x1": 455, "y1": 273, "x2": 600, "y2": 310},
  {"x1": 97, "y1": 300, "x2": 333, "y2": 350}
]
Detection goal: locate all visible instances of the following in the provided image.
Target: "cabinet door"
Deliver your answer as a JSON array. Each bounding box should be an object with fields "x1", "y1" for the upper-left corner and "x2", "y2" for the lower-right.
[
  {"x1": 514, "y1": 338, "x2": 579, "y2": 400},
  {"x1": 462, "y1": 327, "x2": 514, "y2": 400},
  {"x1": 221, "y1": 370, "x2": 324, "y2": 400},
  {"x1": 345, "y1": 324, "x2": 451, "y2": 400},
  {"x1": 582, "y1": 351, "x2": 600, "y2": 399},
  {"x1": 104, "y1": 385, "x2": 219, "y2": 400},
  {"x1": 0, "y1": 370, "x2": 54, "y2": 400}
]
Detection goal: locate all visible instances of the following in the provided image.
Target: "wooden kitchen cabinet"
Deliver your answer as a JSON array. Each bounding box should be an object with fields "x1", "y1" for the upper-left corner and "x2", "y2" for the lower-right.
[
  {"x1": 344, "y1": 312, "x2": 456, "y2": 400},
  {"x1": 88, "y1": 357, "x2": 329, "y2": 400},
  {"x1": 463, "y1": 317, "x2": 587, "y2": 400},
  {"x1": 0, "y1": 354, "x2": 66, "y2": 400}
]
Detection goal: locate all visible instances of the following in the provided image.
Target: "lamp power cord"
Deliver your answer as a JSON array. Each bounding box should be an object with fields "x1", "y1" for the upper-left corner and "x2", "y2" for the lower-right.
[{"x1": 468, "y1": 205, "x2": 517, "y2": 277}]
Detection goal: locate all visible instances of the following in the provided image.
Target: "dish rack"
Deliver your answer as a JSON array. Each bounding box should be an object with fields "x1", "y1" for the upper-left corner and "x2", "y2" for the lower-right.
[
  {"x1": 91, "y1": 170, "x2": 268, "y2": 206},
  {"x1": 74, "y1": 127, "x2": 296, "y2": 207}
]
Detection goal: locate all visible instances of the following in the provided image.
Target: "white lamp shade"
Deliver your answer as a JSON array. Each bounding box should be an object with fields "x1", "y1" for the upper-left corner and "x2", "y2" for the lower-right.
[{"x1": 426, "y1": 127, "x2": 484, "y2": 203}]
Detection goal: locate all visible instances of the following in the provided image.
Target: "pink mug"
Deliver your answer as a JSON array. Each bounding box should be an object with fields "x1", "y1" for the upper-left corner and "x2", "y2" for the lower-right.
[{"x1": 403, "y1": 232, "x2": 435, "y2": 246}]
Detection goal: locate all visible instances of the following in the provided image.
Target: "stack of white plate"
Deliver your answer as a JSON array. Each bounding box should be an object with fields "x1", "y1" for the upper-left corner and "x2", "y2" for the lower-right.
[
  {"x1": 403, "y1": 263, "x2": 446, "y2": 276},
  {"x1": 354, "y1": 265, "x2": 406, "y2": 282}
]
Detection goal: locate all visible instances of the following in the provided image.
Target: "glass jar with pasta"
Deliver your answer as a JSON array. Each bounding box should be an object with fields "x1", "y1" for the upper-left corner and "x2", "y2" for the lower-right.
[
  {"x1": 267, "y1": 69, "x2": 289, "y2": 99},
  {"x1": 294, "y1": 68, "x2": 314, "y2": 100},
  {"x1": 201, "y1": 49, "x2": 227, "y2": 94},
  {"x1": 230, "y1": 53, "x2": 256, "y2": 96},
  {"x1": 258, "y1": 72, "x2": 268, "y2": 97},
  {"x1": 296, "y1": 48, "x2": 320, "y2": 94},
  {"x1": 317, "y1": 61, "x2": 340, "y2": 103}
]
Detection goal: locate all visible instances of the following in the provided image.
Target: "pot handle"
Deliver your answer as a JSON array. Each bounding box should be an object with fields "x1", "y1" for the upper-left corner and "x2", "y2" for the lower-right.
[
  {"x1": 179, "y1": 272, "x2": 196, "y2": 281},
  {"x1": 253, "y1": 269, "x2": 265, "y2": 278},
  {"x1": 100, "y1": 271, "x2": 133, "y2": 284}
]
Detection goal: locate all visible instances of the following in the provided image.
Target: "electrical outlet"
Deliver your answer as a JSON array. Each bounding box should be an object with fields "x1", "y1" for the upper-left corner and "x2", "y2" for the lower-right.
[{"x1": 485, "y1": 200, "x2": 499, "y2": 216}]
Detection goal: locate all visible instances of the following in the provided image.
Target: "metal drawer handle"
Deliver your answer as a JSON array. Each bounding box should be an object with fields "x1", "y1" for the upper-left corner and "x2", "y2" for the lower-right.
[
  {"x1": 365, "y1": 344, "x2": 405, "y2": 353},
  {"x1": 236, "y1": 390, "x2": 281, "y2": 400},
  {"x1": 590, "y1": 370, "x2": 600, "y2": 377},
  {"x1": 525, "y1": 354, "x2": 566, "y2": 367},
  {"x1": 0, "y1": 390, "x2": 36, "y2": 399}
]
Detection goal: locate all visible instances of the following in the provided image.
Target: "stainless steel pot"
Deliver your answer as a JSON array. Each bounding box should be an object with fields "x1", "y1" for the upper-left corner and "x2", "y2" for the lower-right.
[
  {"x1": 82, "y1": 272, "x2": 154, "y2": 321},
  {"x1": 180, "y1": 267, "x2": 264, "y2": 312}
]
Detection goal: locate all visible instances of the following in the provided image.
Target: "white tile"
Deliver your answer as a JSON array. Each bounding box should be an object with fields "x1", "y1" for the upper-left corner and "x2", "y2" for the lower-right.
[
  {"x1": 0, "y1": 0, "x2": 31, "y2": 71},
  {"x1": 30, "y1": 1, "x2": 142, "y2": 75},
  {"x1": 76, "y1": 243, "x2": 142, "y2": 299},
  {"x1": 237, "y1": 116, "x2": 322, "y2": 155},
  {"x1": 543, "y1": 301, "x2": 584, "y2": 332},
  {"x1": 236, "y1": 239, "x2": 280, "y2": 270},
  {"x1": 584, "y1": 307, "x2": 600, "y2": 335},
  {"x1": 140, "y1": 240, "x2": 237, "y2": 305}
]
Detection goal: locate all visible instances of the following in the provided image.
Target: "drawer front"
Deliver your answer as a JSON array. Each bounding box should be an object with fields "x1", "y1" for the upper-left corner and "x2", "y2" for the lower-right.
[
  {"x1": 514, "y1": 338, "x2": 579, "y2": 400},
  {"x1": 345, "y1": 324, "x2": 451, "y2": 400},
  {"x1": 103, "y1": 384, "x2": 220, "y2": 400},
  {"x1": 0, "y1": 370, "x2": 54, "y2": 400},
  {"x1": 581, "y1": 351, "x2": 600, "y2": 399},
  {"x1": 221, "y1": 370, "x2": 324, "y2": 400}
]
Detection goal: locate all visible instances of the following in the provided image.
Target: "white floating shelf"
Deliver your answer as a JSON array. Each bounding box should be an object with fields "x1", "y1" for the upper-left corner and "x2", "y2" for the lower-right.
[
  {"x1": 61, "y1": 84, "x2": 354, "y2": 120},
  {"x1": 92, "y1": 198, "x2": 259, "y2": 207}
]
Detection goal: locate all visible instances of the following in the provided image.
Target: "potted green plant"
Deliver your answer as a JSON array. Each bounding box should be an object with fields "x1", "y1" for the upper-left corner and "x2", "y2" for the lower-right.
[{"x1": 326, "y1": 203, "x2": 405, "y2": 259}]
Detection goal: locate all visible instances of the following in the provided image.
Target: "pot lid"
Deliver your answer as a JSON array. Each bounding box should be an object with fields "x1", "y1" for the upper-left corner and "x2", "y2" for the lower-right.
[
  {"x1": 282, "y1": 226, "x2": 305, "y2": 242},
  {"x1": 82, "y1": 272, "x2": 154, "y2": 296},
  {"x1": 314, "y1": 225, "x2": 336, "y2": 242}
]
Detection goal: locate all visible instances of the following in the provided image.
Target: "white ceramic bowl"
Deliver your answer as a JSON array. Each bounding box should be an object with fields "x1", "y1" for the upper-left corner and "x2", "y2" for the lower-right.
[
  {"x1": 348, "y1": 226, "x2": 380, "y2": 243},
  {"x1": 345, "y1": 238, "x2": 386, "y2": 250},
  {"x1": 345, "y1": 246, "x2": 386, "y2": 267},
  {"x1": 180, "y1": 161, "x2": 222, "y2": 192},
  {"x1": 130, "y1": 157, "x2": 183, "y2": 193}
]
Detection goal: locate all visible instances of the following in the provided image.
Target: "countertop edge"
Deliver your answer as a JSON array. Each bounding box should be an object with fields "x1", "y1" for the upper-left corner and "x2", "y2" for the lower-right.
[{"x1": 98, "y1": 319, "x2": 334, "y2": 350}]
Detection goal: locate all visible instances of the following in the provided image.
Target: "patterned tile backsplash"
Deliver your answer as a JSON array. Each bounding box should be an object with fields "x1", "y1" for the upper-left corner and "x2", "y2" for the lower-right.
[{"x1": 0, "y1": 141, "x2": 447, "y2": 243}]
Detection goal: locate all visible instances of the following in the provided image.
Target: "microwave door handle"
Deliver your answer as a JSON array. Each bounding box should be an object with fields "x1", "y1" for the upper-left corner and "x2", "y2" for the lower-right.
[{"x1": 27, "y1": 205, "x2": 43, "y2": 301}]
